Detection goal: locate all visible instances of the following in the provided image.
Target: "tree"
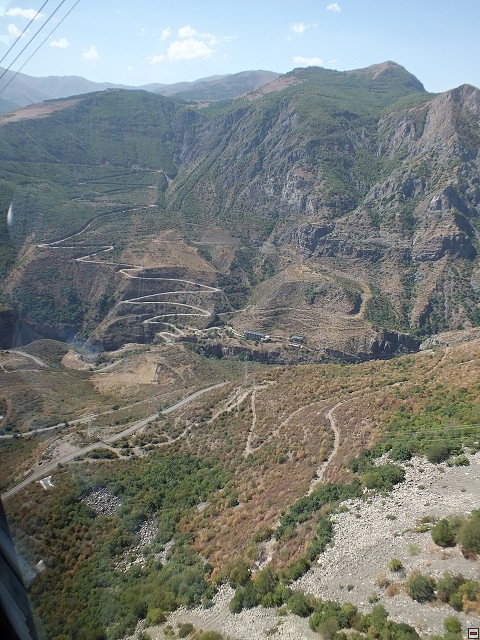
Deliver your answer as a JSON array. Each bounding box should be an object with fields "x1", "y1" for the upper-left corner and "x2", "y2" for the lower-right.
[
  {"x1": 457, "y1": 514, "x2": 480, "y2": 554},
  {"x1": 406, "y1": 573, "x2": 436, "y2": 602},
  {"x1": 425, "y1": 443, "x2": 451, "y2": 463},
  {"x1": 287, "y1": 592, "x2": 312, "y2": 617},
  {"x1": 431, "y1": 519, "x2": 456, "y2": 547}
]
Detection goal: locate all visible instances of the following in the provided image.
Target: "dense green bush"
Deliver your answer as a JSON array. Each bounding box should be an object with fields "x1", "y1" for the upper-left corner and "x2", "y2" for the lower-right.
[
  {"x1": 406, "y1": 573, "x2": 436, "y2": 602},
  {"x1": 436, "y1": 572, "x2": 466, "y2": 603},
  {"x1": 287, "y1": 592, "x2": 312, "y2": 617},
  {"x1": 361, "y1": 464, "x2": 405, "y2": 491},
  {"x1": 228, "y1": 561, "x2": 250, "y2": 588},
  {"x1": 431, "y1": 519, "x2": 456, "y2": 547},
  {"x1": 444, "y1": 616, "x2": 462, "y2": 633},
  {"x1": 425, "y1": 443, "x2": 452, "y2": 463},
  {"x1": 389, "y1": 441, "x2": 414, "y2": 461},
  {"x1": 457, "y1": 512, "x2": 480, "y2": 553}
]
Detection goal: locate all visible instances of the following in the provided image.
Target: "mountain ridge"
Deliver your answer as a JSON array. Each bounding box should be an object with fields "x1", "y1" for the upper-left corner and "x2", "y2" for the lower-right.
[
  {"x1": 0, "y1": 67, "x2": 280, "y2": 111},
  {"x1": 0, "y1": 62, "x2": 479, "y2": 359}
]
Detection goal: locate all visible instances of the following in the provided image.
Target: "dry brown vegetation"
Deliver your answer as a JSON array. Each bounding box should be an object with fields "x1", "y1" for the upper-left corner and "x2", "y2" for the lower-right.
[{"x1": 3, "y1": 332, "x2": 480, "y2": 577}]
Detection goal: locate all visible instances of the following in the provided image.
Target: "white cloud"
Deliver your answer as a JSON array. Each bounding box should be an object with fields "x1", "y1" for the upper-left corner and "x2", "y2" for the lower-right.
[
  {"x1": 293, "y1": 55, "x2": 323, "y2": 66},
  {"x1": 127, "y1": 64, "x2": 133, "y2": 71},
  {"x1": 291, "y1": 22, "x2": 318, "y2": 35},
  {"x1": 82, "y1": 45, "x2": 100, "y2": 61},
  {"x1": 151, "y1": 25, "x2": 229, "y2": 64},
  {"x1": 291, "y1": 22, "x2": 307, "y2": 34},
  {"x1": 160, "y1": 27, "x2": 171, "y2": 40},
  {"x1": 167, "y1": 38, "x2": 213, "y2": 61},
  {"x1": 6, "y1": 7, "x2": 43, "y2": 19},
  {"x1": 326, "y1": 3, "x2": 341, "y2": 12},
  {"x1": 50, "y1": 37, "x2": 68, "y2": 48},
  {"x1": 8, "y1": 23, "x2": 25, "y2": 38},
  {"x1": 177, "y1": 25, "x2": 218, "y2": 44},
  {"x1": 178, "y1": 25, "x2": 197, "y2": 39},
  {"x1": 148, "y1": 54, "x2": 165, "y2": 64}
]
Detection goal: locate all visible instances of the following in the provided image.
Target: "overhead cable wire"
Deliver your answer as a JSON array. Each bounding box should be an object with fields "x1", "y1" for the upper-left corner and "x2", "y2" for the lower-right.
[
  {"x1": 0, "y1": 0, "x2": 51, "y2": 67},
  {"x1": 0, "y1": 0, "x2": 71, "y2": 86},
  {"x1": 0, "y1": 0, "x2": 81, "y2": 98}
]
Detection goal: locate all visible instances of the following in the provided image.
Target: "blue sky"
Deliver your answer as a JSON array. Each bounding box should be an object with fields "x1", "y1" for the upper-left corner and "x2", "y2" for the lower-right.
[{"x1": 0, "y1": 0, "x2": 479, "y2": 92}]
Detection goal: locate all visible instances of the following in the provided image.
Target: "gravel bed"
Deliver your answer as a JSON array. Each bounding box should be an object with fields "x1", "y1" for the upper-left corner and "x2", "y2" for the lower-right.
[
  {"x1": 295, "y1": 454, "x2": 480, "y2": 635},
  {"x1": 82, "y1": 487, "x2": 121, "y2": 516}
]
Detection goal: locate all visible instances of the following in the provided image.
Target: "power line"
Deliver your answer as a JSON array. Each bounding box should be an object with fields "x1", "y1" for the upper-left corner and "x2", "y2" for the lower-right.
[
  {"x1": 0, "y1": 0, "x2": 51, "y2": 67},
  {"x1": 0, "y1": 0, "x2": 81, "y2": 99},
  {"x1": 0, "y1": 0, "x2": 71, "y2": 87}
]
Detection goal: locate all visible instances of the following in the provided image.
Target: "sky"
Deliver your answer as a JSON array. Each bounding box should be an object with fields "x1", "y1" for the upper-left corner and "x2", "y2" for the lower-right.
[{"x1": 0, "y1": 0, "x2": 479, "y2": 92}]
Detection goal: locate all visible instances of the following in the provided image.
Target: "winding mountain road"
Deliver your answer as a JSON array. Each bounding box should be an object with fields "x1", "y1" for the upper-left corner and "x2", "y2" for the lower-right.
[{"x1": 37, "y1": 205, "x2": 220, "y2": 326}]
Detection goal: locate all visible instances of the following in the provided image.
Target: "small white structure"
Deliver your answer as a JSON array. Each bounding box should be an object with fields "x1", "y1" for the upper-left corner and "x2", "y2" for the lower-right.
[{"x1": 38, "y1": 476, "x2": 54, "y2": 490}]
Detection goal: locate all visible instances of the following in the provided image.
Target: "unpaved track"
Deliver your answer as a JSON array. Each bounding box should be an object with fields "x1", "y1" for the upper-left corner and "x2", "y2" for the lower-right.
[
  {"x1": 5, "y1": 350, "x2": 49, "y2": 368},
  {"x1": 1, "y1": 382, "x2": 226, "y2": 500},
  {"x1": 307, "y1": 400, "x2": 342, "y2": 494}
]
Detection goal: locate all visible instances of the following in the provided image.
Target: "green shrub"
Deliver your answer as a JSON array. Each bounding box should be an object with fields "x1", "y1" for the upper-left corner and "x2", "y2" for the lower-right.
[
  {"x1": 444, "y1": 617, "x2": 462, "y2": 633},
  {"x1": 361, "y1": 464, "x2": 405, "y2": 491},
  {"x1": 425, "y1": 443, "x2": 451, "y2": 463},
  {"x1": 315, "y1": 617, "x2": 339, "y2": 640},
  {"x1": 178, "y1": 623, "x2": 194, "y2": 638},
  {"x1": 448, "y1": 455, "x2": 470, "y2": 467},
  {"x1": 448, "y1": 593, "x2": 463, "y2": 611},
  {"x1": 145, "y1": 608, "x2": 166, "y2": 625},
  {"x1": 228, "y1": 561, "x2": 250, "y2": 587},
  {"x1": 253, "y1": 567, "x2": 278, "y2": 599},
  {"x1": 431, "y1": 519, "x2": 456, "y2": 547},
  {"x1": 406, "y1": 573, "x2": 436, "y2": 602},
  {"x1": 229, "y1": 581, "x2": 260, "y2": 613},
  {"x1": 457, "y1": 513, "x2": 480, "y2": 553},
  {"x1": 388, "y1": 558, "x2": 404, "y2": 572},
  {"x1": 457, "y1": 580, "x2": 480, "y2": 601},
  {"x1": 390, "y1": 442, "x2": 414, "y2": 461},
  {"x1": 196, "y1": 633, "x2": 223, "y2": 640},
  {"x1": 407, "y1": 543, "x2": 420, "y2": 556},
  {"x1": 287, "y1": 592, "x2": 312, "y2": 617},
  {"x1": 436, "y1": 572, "x2": 465, "y2": 603}
]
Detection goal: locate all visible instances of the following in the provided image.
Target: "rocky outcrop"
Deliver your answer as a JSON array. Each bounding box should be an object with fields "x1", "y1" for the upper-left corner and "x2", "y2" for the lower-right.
[{"x1": 412, "y1": 229, "x2": 475, "y2": 262}]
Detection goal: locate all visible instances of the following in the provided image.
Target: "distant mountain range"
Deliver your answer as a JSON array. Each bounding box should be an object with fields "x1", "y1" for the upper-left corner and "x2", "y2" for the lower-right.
[{"x1": 0, "y1": 67, "x2": 280, "y2": 111}]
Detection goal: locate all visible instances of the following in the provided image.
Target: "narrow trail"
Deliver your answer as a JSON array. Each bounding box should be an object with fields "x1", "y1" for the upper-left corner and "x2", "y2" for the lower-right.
[
  {"x1": 307, "y1": 400, "x2": 342, "y2": 495},
  {"x1": 243, "y1": 389, "x2": 258, "y2": 456},
  {"x1": 37, "y1": 206, "x2": 220, "y2": 328},
  {"x1": 256, "y1": 345, "x2": 450, "y2": 567}
]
